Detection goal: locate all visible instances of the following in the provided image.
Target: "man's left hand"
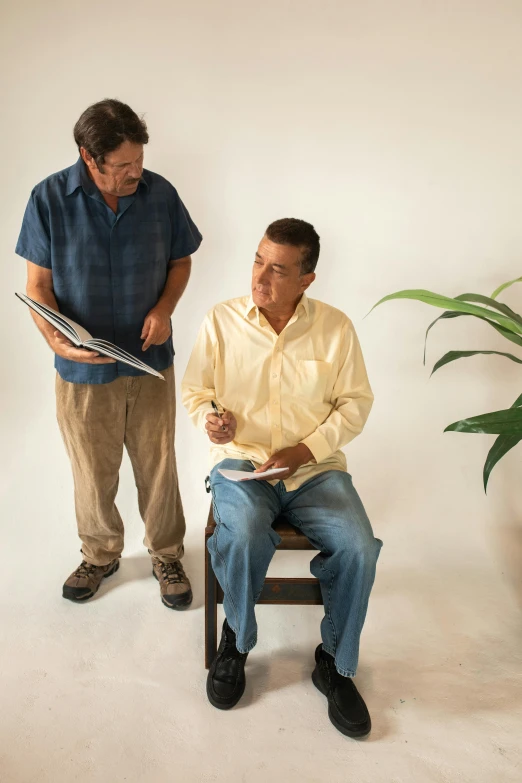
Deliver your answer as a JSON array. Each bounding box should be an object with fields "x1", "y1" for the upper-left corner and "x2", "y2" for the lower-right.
[
  {"x1": 141, "y1": 306, "x2": 171, "y2": 351},
  {"x1": 254, "y1": 444, "x2": 315, "y2": 479}
]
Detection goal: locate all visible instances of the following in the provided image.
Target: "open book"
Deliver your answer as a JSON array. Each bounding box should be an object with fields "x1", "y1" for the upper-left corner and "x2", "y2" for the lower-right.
[{"x1": 16, "y1": 293, "x2": 165, "y2": 380}]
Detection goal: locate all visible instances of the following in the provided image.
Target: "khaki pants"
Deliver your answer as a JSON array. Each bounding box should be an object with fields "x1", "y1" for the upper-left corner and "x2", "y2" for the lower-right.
[{"x1": 56, "y1": 365, "x2": 185, "y2": 566}]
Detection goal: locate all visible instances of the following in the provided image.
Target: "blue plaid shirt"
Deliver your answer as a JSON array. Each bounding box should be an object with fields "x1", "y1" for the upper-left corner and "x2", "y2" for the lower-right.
[{"x1": 16, "y1": 158, "x2": 202, "y2": 384}]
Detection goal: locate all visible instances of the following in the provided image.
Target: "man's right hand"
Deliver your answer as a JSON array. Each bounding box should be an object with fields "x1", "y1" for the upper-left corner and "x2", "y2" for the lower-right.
[
  {"x1": 205, "y1": 411, "x2": 237, "y2": 445},
  {"x1": 52, "y1": 331, "x2": 116, "y2": 364}
]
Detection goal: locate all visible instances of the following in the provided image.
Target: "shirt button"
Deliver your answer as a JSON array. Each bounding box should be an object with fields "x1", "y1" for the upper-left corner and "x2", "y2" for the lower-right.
[
  {"x1": 272, "y1": 373, "x2": 278, "y2": 378},
  {"x1": 273, "y1": 423, "x2": 279, "y2": 429}
]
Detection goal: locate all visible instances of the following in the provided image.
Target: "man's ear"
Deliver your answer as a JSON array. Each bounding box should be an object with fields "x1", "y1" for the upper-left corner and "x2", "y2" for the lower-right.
[
  {"x1": 80, "y1": 147, "x2": 97, "y2": 171},
  {"x1": 300, "y1": 272, "x2": 316, "y2": 292}
]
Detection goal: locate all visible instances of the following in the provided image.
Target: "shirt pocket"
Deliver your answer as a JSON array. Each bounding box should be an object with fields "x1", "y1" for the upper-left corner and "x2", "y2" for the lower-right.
[
  {"x1": 132, "y1": 221, "x2": 169, "y2": 259},
  {"x1": 293, "y1": 360, "x2": 332, "y2": 402}
]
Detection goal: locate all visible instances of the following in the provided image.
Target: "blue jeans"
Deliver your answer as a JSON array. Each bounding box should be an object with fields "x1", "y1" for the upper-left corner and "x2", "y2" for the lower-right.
[{"x1": 208, "y1": 459, "x2": 382, "y2": 677}]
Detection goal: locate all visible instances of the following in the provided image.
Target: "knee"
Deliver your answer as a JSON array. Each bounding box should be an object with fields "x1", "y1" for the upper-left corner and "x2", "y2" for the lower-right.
[
  {"x1": 334, "y1": 529, "x2": 381, "y2": 567},
  {"x1": 226, "y1": 514, "x2": 275, "y2": 550}
]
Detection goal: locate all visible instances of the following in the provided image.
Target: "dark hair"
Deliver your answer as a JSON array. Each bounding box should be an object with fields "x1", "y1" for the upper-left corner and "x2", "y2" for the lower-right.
[
  {"x1": 73, "y1": 99, "x2": 149, "y2": 168},
  {"x1": 265, "y1": 218, "x2": 320, "y2": 274}
]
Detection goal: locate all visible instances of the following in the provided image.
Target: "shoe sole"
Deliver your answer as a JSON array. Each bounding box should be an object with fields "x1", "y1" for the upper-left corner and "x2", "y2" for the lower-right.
[
  {"x1": 206, "y1": 674, "x2": 246, "y2": 710},
  {"x1": 312, "y1": 669, "x2": 371, "y2": 739},
  {"x1": 152, "y1": 569, "x2": 193, "y2": 610},
  {"x1": 62, "y1": 559, "x2": 120, "y2": 602}
]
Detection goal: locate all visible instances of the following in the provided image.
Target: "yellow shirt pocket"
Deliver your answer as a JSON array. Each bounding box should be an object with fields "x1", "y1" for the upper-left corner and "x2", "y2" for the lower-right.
[{"x1": 293, "y1": 360, "x2": 332, "y2": 402}]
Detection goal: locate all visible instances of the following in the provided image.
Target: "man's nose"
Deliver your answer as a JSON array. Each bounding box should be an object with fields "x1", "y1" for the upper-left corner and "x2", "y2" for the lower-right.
[{"x1": 129, "y1": 162, "x2": 142, "y2": 179}]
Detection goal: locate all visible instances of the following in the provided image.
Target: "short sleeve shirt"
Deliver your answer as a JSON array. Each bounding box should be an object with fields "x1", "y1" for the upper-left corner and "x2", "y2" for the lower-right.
[{"x1": 15, "y1": 158, "x2": 202, "y2": 384}]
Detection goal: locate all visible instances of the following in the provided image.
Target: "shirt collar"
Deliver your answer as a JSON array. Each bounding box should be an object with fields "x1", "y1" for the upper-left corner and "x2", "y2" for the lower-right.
[
  {"x1": 65, "y1": 157, "x2": 149, "y2": 196},
  {"x1": 65, "y1": 158, "x2": 83, "y2": 196},
  {"x1": 243, "y1": 293, "x2": 310, "y2": 321}
]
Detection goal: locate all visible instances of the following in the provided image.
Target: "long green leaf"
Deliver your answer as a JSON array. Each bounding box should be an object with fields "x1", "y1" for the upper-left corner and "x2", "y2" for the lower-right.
[
  {"x1": 455, "y1": 293, "x2": 522, "y2": 326},
  {"x1": 424, "y1": 310, "x2": 522, "y2": 364},
  {"x1": 424, "y1": 311, "x2": 460, "y2": 364},
  {"x1": 445, "y1": 407, "x2": 522, "y2": 434},
  {"x1": 373, "y1": 290, "x2": 522, "y2": 335},
  {"x1": 432, "y1": 349, "x2": 522, "y2": 375},
  {"x1": 483, "y1": 392, "x2": 522, "y2": 491},
  {"x1": 491, "y1": 276, "x2": 522, "y2": 300},
  {"x1": 483, "y1": 435, "x2": 522, "y2": 492}
]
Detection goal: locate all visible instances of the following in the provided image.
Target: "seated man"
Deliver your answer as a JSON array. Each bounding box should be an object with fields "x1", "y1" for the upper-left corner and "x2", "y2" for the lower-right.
[{"x1": 182, "y1": 218, "x2": 382, "y2": 737}]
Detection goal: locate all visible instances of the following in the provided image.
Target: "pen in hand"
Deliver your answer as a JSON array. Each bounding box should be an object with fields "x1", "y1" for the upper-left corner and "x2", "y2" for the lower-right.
[{"x1": 212, "y1": 400, "x2": 227, "y2": 431}]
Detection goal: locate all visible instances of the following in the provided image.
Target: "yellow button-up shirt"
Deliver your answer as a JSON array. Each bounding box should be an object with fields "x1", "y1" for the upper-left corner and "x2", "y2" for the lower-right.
[{"x1": 181, "y1": 294, "x2": 374, "y2": 490}]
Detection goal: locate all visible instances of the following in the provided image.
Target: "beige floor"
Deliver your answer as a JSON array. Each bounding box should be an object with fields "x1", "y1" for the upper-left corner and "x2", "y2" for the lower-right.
[{"x1": 1, "y1": 441, "x2": 521, "y2": 783}]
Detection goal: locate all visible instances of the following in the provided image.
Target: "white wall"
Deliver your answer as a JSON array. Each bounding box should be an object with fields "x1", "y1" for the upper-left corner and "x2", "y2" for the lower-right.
[{"x1": 2, "y1": 0, "x2": 522, "y2": 680}]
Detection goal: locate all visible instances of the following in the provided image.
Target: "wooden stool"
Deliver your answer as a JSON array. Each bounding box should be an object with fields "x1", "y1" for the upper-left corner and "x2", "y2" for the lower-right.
[{"x1": 205, "y1": 505, "x2": 323, "y2": 668}]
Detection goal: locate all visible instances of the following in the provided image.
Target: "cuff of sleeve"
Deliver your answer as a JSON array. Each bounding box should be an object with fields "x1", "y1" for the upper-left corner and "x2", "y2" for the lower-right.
[
  {"x1": 301, "y1": 431, "x2": 333, "y2": 464},
  {"x1": 194, "y1": 405, "x2": 214, "y2": 433},
  {"x1": 15, "y1": 246, "x2": 51, "y2": 268}
]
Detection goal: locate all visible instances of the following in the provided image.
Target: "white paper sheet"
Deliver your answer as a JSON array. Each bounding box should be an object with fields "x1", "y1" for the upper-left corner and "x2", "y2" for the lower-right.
[{"x1": 217, "y1": 467, "x2": 288, "y2": 482}]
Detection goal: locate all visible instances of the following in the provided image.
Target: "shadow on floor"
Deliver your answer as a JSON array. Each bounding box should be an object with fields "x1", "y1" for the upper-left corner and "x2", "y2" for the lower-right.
[{"x1": 90, "y1": 548, "x2": 204, "y2": 610}]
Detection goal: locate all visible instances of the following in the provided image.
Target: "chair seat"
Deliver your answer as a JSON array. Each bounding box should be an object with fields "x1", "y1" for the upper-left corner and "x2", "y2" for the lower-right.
[{"x1": 205, "y1": 508, "x2": 317, "y2": 551}]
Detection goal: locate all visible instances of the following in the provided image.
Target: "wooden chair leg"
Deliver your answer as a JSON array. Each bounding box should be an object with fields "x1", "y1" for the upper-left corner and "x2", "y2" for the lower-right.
[{"x1": 205, "y1": 538, "x2": 218, "y2": 669}]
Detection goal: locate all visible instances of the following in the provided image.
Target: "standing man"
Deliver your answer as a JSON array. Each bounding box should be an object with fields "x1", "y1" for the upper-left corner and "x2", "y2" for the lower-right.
[
  {"x1": 16, "y1": 99, "x2": 202, "y2": 609},
  {"x1": 182, "y1": 219, "x2": 381, "y2": 736}
]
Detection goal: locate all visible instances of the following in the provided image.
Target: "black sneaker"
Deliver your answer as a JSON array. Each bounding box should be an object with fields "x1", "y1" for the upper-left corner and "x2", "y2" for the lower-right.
[
  {"x1": 312, "y1": 644, "x2": 371, "y2": 738},
  {"x1": 207, "y1": 620, "x2": 248, "y2": 710}
]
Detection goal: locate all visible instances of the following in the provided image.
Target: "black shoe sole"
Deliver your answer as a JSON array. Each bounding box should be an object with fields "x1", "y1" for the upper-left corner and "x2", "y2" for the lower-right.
[
  {"x1": 206, "y1": 673, "x2": 246, "y2": 710},
  {"x1": 62, "y1": 559, "x2": 120, "y2": 602},
  {"x1": 152, "y1": 569, "x2": 193, "y2": 610},
  {"x1": 312, "y1": 668, "x2": 371, "y2": 739}
]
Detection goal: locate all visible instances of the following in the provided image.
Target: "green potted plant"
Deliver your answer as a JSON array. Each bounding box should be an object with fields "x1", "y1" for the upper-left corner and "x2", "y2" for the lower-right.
[{"x1": 373, "y1": 276, "x2": 522, "y2": 491}]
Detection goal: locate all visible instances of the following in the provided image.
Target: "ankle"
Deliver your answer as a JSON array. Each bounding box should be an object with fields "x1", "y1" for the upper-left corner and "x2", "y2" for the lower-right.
[
  {"x1": 320, "y1": 646, "x2": 335, "y2": 664},
  {"x1": 224, "y1": 619, "x2": 236, "y2": 638}
]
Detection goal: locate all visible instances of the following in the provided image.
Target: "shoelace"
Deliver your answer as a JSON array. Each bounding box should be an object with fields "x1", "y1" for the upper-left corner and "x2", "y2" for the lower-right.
[
  {"x1": 158, "y1": 560, "x2": 186, "y2": 585},
  {"x1": 222, "y1": 628, "x2": 246, "y2": 662},
  {"x1": 74, "y1": 561, "x2": 99, "y2": 578}
]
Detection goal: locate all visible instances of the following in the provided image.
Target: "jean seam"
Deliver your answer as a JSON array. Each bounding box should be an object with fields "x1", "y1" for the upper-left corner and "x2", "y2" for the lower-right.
[
  {"x1": 234, "y1": 634, "x2": 257, "y2": 654},
  {"x1": 210, "y1": 496, "x2": 241, "y2": 636},
  {"x1": 285, "y1": 509, "x2": 338, "y2": 652}
]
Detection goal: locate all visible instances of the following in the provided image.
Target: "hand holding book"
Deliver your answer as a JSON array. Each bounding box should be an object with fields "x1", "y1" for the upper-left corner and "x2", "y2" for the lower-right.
[
  {"x1": 52, "y1": 330, "x2": 116, "y2": 365},
  {"x1": 17, "y1": 293, "x2": 165, "y2": 380}
]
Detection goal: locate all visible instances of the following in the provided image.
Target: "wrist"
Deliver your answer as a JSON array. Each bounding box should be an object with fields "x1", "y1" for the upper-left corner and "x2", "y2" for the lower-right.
[
  {"x1": 295, "y1": 443, "x2": 315, "y2": 466},
  {"x1": 152, "y1": 300, "x2": 173, "y2": 319}
]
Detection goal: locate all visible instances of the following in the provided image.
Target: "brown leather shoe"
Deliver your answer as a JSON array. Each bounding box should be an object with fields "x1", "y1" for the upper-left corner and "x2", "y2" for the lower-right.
[
  {"x1": 62, "y1": 559, "x2": 119, "y2": 602},
  {"x1": 151, "y1": 557, "x2": 193, "y2": 610}
]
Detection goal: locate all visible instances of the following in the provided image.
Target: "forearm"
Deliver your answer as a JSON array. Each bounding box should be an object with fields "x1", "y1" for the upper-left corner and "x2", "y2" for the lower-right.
[
  {"x1": 301, "y1": 321, "x2": 374, "y2": 463},
  {"x1": 301, "y1": 394, "x2": 374, "y2": 464},
  {"x1": 26, "y1": 276, "x2": 59, "y2": 349},
  {"x1": 181, "y1": 313, "x2": 218, "y2": 430},
  {"x1": 156, "y1": 256, "x2": 192, "y2": 316},
  {"x1": 181, "y1": 383, "x2": 216, "y2": 431}
]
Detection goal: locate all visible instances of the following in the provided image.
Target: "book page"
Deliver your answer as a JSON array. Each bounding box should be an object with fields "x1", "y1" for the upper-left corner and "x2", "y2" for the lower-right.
[
  {"x1": 86, "y1": 340, "x2": 165, "y2": 379},
  {"x1": 16, "y1": 293, "x2": 92, "y2": 344}
]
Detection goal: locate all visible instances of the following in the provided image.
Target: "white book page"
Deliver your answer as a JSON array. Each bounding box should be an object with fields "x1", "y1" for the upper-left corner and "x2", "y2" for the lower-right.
[
  {"x1": 16, "y1": 293, "x2": 93, "y2": 344},
  {"x1": 86, "y1": 340, "x2": 165, "y2": 380},
  {"x1": 218, "y1": 467, "x2": 288, "y2": 482}
]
